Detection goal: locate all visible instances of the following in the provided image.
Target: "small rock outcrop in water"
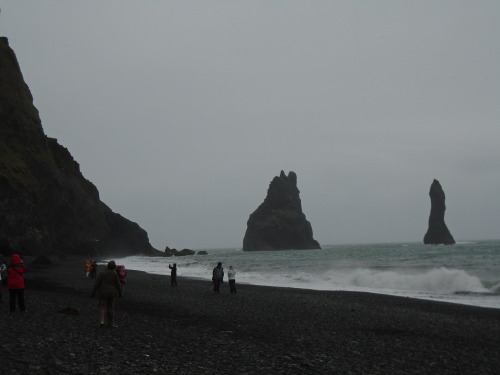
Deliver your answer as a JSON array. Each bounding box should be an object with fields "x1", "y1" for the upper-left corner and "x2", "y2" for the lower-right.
[
  {"x1": 164, "y1": 248, "x2": 196, "y2": 257},
  {"x1": 423, "y1": 179, "x2": 455, "y2": 245},
  {"x1": 243, "y1": 171, "x2": 321, "y2": 251},
  {"x1": 0, "y1": 37, "x2": 158, "y2": 256}
]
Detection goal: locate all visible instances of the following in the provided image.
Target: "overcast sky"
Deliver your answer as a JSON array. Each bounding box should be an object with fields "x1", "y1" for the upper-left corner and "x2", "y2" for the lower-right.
[{"x1": 1, "y1": 1, "x2": 499, "y2": 249}]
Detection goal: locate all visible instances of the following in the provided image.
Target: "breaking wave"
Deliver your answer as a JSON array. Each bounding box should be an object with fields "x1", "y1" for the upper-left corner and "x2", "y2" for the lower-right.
[{"x1": 339, "y1": 267, "x2": 488, "y2": 294}]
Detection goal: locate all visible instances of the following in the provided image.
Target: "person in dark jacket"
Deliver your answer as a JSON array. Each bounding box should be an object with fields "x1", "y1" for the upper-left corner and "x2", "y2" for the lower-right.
[
  {"x1": 212, "y1": 262, "x2": 222, "y2": 293},
  {"x1": 7, "y1": 254, "x2": 26, "y2": 313},
  {"x1": 91, "y1": 260, "x2": 122, "y2": 327},
  {"x1": 168, "y1": 263, "x2": 177, "y2": 287},
  {"x1": 90, "y1": 260, "x2": 97, "y2": 279}
]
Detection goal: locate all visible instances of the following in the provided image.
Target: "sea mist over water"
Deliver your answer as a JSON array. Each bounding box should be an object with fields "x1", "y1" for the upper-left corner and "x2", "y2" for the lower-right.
[{"x1": 114, "y1": 241, "x2": 500, "y2": 309}]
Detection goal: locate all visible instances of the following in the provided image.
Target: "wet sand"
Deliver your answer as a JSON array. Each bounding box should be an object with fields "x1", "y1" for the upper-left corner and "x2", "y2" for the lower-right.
[{"x1": 2, "y1": 256, "x2": 499, "y2": 374}]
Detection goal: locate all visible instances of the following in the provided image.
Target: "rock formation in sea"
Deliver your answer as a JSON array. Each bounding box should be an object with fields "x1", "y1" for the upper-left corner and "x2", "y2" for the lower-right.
[
  {"x1": 164, "y1": 247, "x2": 196, "y2": 257},
  {"x1": 0, "y1": 37, "x2": 158, "y2": 256},
  {"x1": 423, "y1": 179, "x2": 456, "y2": 245},
  {"x1": 243, "y1": 171, "x2": 321, "y2": 251}
]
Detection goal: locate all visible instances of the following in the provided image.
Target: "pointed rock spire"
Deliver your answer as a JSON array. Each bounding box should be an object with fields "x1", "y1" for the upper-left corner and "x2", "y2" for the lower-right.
[{"x1": 423, "y1": 179, "x2": 455, "y2": 245}]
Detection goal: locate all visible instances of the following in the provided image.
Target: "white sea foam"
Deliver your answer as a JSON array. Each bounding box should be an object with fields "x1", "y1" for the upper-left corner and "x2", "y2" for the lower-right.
[
  {"x1": 343, "y1": 267, "x2": 488, "y2": 293},
  {"x1": 491, "y1": 283, "x2": 500, "y2": 294}
]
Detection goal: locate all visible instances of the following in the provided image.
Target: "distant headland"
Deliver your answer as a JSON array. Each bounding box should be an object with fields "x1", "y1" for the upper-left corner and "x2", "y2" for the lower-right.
[{"x1": 0, "y1": 37, "x2": 158, "y2": 257}]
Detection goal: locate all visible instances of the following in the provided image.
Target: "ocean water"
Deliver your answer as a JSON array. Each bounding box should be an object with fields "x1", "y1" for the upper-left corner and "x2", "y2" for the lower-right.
[{"x1": 113, "y1": 240, "x2": 500, "y2": 309}]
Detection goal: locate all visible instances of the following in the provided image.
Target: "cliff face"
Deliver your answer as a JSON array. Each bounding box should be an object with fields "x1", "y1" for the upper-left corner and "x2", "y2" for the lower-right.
[
  {"x1": 0, "y1": 37, "x2": 157, "y2": 256},
  {"x1": 423, "y1": 179, "x2": 455, "y2": 245},
  {"x1": 243, "y1": 171, "x2": 321, "y2": 251}
]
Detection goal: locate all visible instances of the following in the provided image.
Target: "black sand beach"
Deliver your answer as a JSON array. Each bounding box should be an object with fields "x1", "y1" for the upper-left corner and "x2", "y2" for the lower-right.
[{"x1": 2, "y1": 257, "x2": 499, "y2": 374}]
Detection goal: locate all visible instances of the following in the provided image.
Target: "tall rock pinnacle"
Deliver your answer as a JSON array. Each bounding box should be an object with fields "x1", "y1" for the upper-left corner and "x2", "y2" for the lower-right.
[
  {"x1": 243, "y1": 171, "x2": 321, "y2": 251},
  {"x1": 423, "y1": 179, "x2": 455, "y2": 245}
]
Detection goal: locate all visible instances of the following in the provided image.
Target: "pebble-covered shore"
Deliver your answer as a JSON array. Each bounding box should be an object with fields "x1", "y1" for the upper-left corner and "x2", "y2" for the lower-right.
[{"x1": 1, "y1": 256, "x2": 499, "y2": 374}]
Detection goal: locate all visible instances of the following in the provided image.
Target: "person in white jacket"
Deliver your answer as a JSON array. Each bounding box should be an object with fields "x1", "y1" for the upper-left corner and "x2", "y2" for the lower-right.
[{"x1": 228, "y1": 265, "x2": 237, "y2": 294}]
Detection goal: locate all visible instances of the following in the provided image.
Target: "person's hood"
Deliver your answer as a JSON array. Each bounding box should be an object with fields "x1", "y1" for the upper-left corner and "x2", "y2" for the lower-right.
[{"x1": 10, "y1": 254, "x2": 21, "y2": 264}]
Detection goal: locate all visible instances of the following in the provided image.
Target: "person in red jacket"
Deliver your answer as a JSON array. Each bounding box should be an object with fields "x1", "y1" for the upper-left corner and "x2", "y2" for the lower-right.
[{"x1": 7, "y1": 254, "x2": 26, "y2": 313}]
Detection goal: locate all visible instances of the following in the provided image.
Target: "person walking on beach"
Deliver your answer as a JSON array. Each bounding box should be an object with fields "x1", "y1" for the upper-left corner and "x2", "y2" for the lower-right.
[
  {"x1": 212, "y1": 262, "x2": 222, "y2": 293},
  {"x1": 228, "y1": 265, "x2": 237, "y2": 294},
  {"x1": 91, "y1": 260, "x2": 122, "y2": 327},
  {"x1": 85, "y1": 259, "x2": 92, "y2": 278},
  {"x1": 90, "y1": 260, "x2": 97, "y2": 279},
  {"x1": 169, "y1": 263, "x2": 177, "y2": 287},
  {"x1": 7, "y1": 254, "x2": 26, "y2": 313}
]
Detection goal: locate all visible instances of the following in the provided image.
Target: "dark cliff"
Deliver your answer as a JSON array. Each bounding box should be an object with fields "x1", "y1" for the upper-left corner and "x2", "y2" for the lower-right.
[
  {"x1": 0, "y1": 37, "x2": 157, "y2": 256},
  {"x1": 243, "y1": 171, "x2": 321, "y2": 251},
  {"x1": 423, "y1": 179, "x2": 455, "y2": 245}
]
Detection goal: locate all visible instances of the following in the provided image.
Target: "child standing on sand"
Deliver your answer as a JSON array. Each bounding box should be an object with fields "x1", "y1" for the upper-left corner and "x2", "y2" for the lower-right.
[
  {"x1": 228, "y1": 265, "x2": 237, "y2": 294},
  {"x1": 116, "y1": 265, "x2": 127, "y2": 295}
]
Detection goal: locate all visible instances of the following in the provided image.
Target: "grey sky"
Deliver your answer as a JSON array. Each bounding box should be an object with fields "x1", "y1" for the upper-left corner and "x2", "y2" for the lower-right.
[{"x1": 1, "y1": 1, "x2": 499, "y2": 249}]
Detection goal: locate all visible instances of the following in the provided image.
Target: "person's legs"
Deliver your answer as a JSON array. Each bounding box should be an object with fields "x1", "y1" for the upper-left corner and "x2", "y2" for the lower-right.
[
  {"x1": 98, "y1": 297, "x2": 106, "y2": 325},
  {"x1": 107, "y1": 297, "x2": 116, "y2": 327},
  {"x1": 229, "y1": 280, "x2": 236, "y2": 294},
  {"x1": 18, "y1": 288, "x2": 25, "y2": 311}
]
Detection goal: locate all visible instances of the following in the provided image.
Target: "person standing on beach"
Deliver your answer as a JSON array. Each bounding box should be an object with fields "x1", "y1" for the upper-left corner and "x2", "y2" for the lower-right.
[
  {"x1": 169, "y1": 263, "x2": 177, "y2": 287},
  {"x1": 85, "y1": 260, "x2": 92, "y2": 278},
  {"x1": 91, "y1": 260, "x2": 122, "y2": 327},
  {"x1": 90, "y1": 260, "x2": 97, "y2": 279},
  {"x1": 212, "y1": 262, "x2": 222, "y2": 293},
  {"x1": 116, "y1": 265, "x2": 127, "y2": 295},
  {"x1": 228, "y1": 265, "x2": 237, "y2": 294},
  {"x1": 7, "y1": 254, "x2": 26, "y2": 313}
]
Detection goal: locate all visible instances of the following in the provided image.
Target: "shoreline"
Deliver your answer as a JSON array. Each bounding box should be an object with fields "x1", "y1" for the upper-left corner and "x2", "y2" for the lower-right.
[
  {"x1": 2, "y1": 256, "x2": 499, "y2": 374},
  {"x1": 157, "y1": 275, "x2": 500, "y2": 311},
  {"x1": 109, "y1": 261, "x2": 500, "y2": 311}
]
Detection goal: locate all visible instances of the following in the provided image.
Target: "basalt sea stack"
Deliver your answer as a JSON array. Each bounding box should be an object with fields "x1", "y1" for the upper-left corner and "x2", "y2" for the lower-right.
[
  {"x1": 423, "y1": 179, "x2": 455, "y2": 245},
  {"x1": 0, "y1": 37, "x2": 157, "y2": 256},
  {"x1": 243, "y1": 171, "x2": 321, "y2": 251}
]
